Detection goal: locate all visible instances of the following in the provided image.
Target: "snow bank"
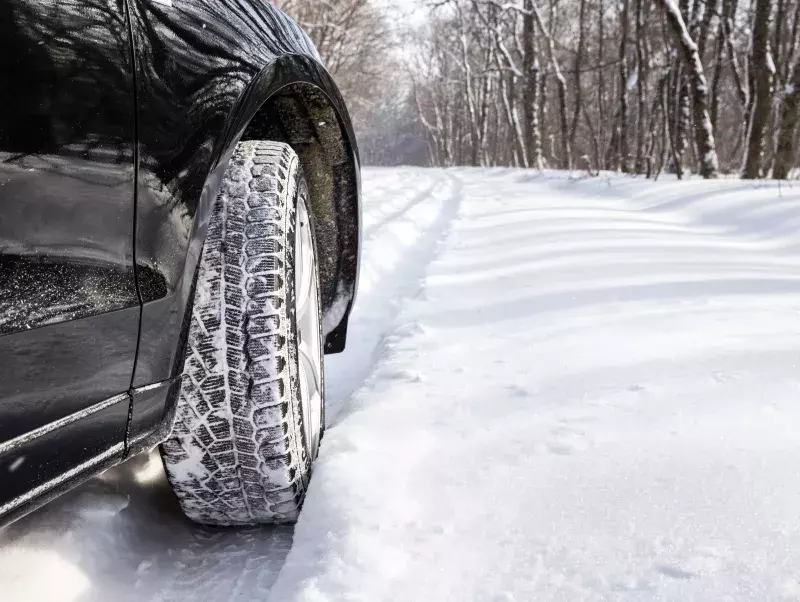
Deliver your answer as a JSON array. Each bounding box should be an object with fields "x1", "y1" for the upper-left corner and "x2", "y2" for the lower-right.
[{"x1": 272, "y1": 170, "x2": 800, "y2": 602}]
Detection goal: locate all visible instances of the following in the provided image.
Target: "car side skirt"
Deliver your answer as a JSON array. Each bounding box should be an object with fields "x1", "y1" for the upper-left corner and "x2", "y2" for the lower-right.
[{"x1": 0, "y1": 377, "x2": 180, "y2": 528}]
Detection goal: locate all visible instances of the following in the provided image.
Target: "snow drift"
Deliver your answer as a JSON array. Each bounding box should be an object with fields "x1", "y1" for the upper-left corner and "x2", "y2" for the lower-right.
[{"x1": 4, "y1": 168, "x2": 800, "y2": 602}]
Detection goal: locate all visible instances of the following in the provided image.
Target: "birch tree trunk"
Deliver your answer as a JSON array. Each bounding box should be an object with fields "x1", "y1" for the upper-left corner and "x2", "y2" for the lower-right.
[
  {"x1": 722, "y1": 0, "x2": 748, "y2": 110},
  {"x1": 450, "y1": 3, "x2": 480, "y2": 166},
  {"x1": 773, "y1": 58, "x2": 800, "y2": 178},
  {"x1": 671, "y1": 0, "x2": 691, "y2": 171},
  {"x1": 618, "y1": 0, "x2": 631, "y2": 171},
  {"x1": 497, "y1": 59, "x2": 523, "y2": 166},
  {"x1": 709, "y1": 5, "x2": 726, "y2": 130},
  {"x1": 773, "y1": 1, "x2": 800, "y2": 175},
  {"x1": 570, "y1": 0, "x2": 587, "y2": 148},
  {"x1": 598, "y1": 0, "x2": 607, "y2": 168},
  {"x1": 696, "y1": 0, "x2": 717, "y2": 59},
  {"x1": 743, "y1": 0, "x2": 775, "y2": 179},
  {"x1": 657, "y1": 0, "x2": 720, "y2": 178},
  {"x1": 635, "y1": 0, "x2": 649, "y2": 172},
  {"x1": 530, "y1": 0, "x2": 572, "y2": 168},
  {"x1": 523, "y1": 0, "x2": 544, "y2": 168}
]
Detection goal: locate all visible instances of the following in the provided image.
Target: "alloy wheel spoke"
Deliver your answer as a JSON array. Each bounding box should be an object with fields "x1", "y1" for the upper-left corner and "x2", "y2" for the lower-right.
[{"x1": 294, "y1": 195, "x2": 322, "y2": 454}]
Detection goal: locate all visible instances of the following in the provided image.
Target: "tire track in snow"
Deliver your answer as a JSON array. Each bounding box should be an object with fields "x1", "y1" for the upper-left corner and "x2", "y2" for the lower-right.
[
  {"x1": 267, "y1": 169, "x2": 800, "y2": 602},
  {"x1": 0, "y1": 168, "x2": 463, "y2": 602},
  {"x1": 107, "y1": 169, "x2": 467, "y2": 599},
  {"x1": 0, "y1": 451, "x2": 294, "y2": 602},
  {"x1": 325, "y1": 170, "x2": 463, "y2": 423},
  {"x1": 362, "y1": 177, "x2": 444, "y2": 240}
]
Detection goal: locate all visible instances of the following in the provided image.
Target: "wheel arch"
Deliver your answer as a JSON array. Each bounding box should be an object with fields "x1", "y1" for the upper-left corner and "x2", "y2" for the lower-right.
[{"x1": 207, "y1": 55, "x2": 361, "y2": 354}]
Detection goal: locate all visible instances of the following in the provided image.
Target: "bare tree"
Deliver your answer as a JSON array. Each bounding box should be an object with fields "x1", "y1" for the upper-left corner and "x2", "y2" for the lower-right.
[
  {"x1": 529, "y1": 0, "x2": 572, "y2": 168},
  {"x1": 570, "y1": 0, "x2": 588, "y2": 150},
  {"x1": 743, "y1": 0, "x2": 776, "y2": 178},
  {"x1": 634, "y1": 0, "x2": 649, "y2": 172},
  {"x1": 773, "y1": 58, "x2": 800, "y2": 178},
  {"x1": 397, "y1": 0, "x2": 797, "y2": 177},
  {"x1": 617, "y1": 0, "x2": 631, "y2": 171},
  {"x1": 657, "y1": 0, "x2": 719, "y2": 177},
  {"x1": 523, "y1": 0, "x2": 545, "y2": 167}
]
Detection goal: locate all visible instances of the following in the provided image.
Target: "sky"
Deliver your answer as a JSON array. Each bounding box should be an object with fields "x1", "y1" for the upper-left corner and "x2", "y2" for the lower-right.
[{"x1": 384, "y1": 0, "x2": 427, "y2": 23}]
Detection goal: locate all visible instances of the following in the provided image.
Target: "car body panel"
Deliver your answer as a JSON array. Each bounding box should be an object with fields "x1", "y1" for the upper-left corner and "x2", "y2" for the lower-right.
[
  {"x1": 0, "y1": 394, "x2": 129, "y2": 520},
  {"x1": 0, "y1": 0, "x2": 138, "y2": 516},
  {"x1": 0, "y1": 310, "x2": 140, "y2": 444},
  {"x1": 127, "y1": 0, "x2": 361, "y2": 389},
  {"x1": 0, "y1": 0, "x2": 139, "y2": 327}
]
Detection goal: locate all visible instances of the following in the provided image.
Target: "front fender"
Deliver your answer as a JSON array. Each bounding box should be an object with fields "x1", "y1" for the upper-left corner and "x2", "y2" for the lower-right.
[
  {"x1": 207, "y1": 54, "x2": 361, "y2": 352},
  {"x1": 129, "y1": 0, "x2": 360, "y2": 390}
]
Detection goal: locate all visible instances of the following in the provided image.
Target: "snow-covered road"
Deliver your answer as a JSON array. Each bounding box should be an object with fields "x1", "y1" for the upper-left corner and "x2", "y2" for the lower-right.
[{"x1": 4, "y1": 168, "x2": 800, "y2": 601}]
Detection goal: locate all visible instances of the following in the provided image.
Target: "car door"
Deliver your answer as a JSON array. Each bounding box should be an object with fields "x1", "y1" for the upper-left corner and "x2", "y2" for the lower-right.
[{"x1": 0, "y1": 0, "x2": 138, "y2": 515}]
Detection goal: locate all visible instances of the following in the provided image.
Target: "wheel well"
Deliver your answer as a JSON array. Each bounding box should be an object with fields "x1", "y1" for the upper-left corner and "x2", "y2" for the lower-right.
[{"x1": 241, "y1": 83, "x2": 359, "y2": 353}]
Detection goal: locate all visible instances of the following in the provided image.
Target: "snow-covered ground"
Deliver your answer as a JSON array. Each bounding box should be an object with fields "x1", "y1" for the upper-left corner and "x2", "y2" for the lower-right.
[{"x1": 4, "y1": 168, "x2": 800, "y2": 601}]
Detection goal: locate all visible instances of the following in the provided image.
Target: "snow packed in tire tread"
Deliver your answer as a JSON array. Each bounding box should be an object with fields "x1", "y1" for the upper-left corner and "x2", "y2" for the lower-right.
[{"x1": 161, "y1": 141, "x2": 313, "y2": 526}]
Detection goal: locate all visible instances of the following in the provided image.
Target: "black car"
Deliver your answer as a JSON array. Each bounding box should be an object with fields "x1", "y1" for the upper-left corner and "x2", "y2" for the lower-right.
[{"x1": 0, "y1": 0, "x2": 360, "y2": 527}]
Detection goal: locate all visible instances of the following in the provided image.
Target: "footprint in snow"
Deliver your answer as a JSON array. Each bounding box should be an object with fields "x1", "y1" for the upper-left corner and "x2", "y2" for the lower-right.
[
  {"x1": 654, "y1": 550, "x2": 723, "y2": 581},
  {"x1": 545, "y1": 442, "x2": 576, "y2": 456},
  {"x1": 610, "y1": 575, "x2": 653, "y2": 592},
  {"x1": 384, "y1": 369, "x2": 424, "y2": 383},
  {"x1": 544, "y1": 425, "x2": 591, "y2": 456},
  {"x1": 712, "y1": 371, "x2": 740, "y2": 383},
  {"x1": 654, "y1": 563, "x2": 697, "y2": 580},
  {"x1": 505, "y1": 384, "x2": 530, "y2": 398}
]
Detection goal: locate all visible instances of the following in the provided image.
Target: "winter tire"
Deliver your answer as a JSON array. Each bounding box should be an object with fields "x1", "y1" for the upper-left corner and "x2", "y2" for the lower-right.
[{"x1": 161, "y1": 141, "x2": 325, "y2": 526}]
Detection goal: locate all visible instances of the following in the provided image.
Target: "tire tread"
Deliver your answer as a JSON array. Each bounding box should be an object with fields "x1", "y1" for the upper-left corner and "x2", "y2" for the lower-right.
[{"x1": 161, "y1": 141, "x2": 314, "y2": 526}]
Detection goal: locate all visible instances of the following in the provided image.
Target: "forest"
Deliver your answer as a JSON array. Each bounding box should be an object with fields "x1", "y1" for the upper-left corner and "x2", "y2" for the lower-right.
[{"x1": 278, "y1": 0, "x2": 800, "y2": 179}]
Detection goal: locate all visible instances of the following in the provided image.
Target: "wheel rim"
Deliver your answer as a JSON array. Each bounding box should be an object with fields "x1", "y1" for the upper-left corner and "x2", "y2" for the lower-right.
[{"x1": 295, "y1": 195, "x2": 323, "y2": 458}]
